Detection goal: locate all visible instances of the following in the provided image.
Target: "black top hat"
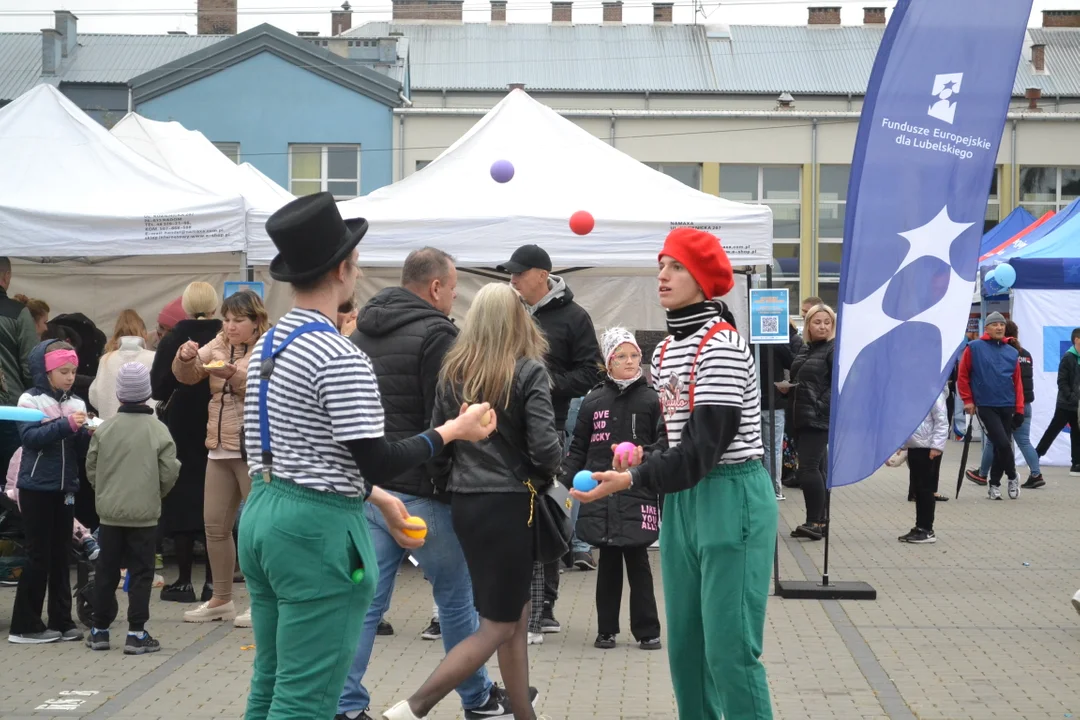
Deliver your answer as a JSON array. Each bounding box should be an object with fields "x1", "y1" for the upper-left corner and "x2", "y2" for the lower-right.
[{"x1": 265, "y1": 192, "x2": 368, "y2": 284}]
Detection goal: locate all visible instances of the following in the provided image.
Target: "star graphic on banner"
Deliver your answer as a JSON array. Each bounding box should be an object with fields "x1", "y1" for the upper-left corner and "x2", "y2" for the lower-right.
[{"x1": 837, "y1": 206, "x2": 975, "y2": 393}]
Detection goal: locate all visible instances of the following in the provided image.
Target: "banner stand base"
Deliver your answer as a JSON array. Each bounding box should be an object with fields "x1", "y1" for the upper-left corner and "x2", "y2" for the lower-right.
[{"x1": 777, "y1": 579, "x2": 877, "y2": 600}]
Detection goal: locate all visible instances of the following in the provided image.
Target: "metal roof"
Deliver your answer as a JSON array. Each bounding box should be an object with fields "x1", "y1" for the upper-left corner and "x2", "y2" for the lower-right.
[
  {"x1": 0, "y1": 32, "x2": 223, "y2": 100},
  {"x1": 347, "y1": 21, "x2": 1080, "y2": 97}
]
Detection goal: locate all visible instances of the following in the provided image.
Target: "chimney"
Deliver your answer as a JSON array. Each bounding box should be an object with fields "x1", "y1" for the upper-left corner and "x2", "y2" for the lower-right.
[
  {"x1": 508, "y1": 82, "x2": 525, "y2": 91},
  {"x1": 1043, "y1": 9, "x2": 1080, "y2": 27},
  {"x1": 332, "y1": 2, "x2": 352, "y2": 35},
  {"x1": 863, "y1": 7, "x2": 885, "y2": 24},
  {"x1": 197, "y1": 0, "x2": 237, "y2": 35},
  {"x1": 602, "y1": 1, "x2": 623, "y2": 23},
  {"x1": 297, "y1": 31, "x2": 320, "y2": 37},
  {"x1": 491, "y1": 0, "x2": 506, "y2": 22},
  {"x1": 777, "y1": 92, "x2": 795, "y2": 109},
  {"x1": 1031, "y1": 43, "x2": 1046, "y2": 72},
  {"x1": 551, "y1": 2, "x2": 572, "y2": 23},
  {"x1": 41, "y1": 28, "x2": 62, "y2": 75},
  {"x1": 1026, "y1": 87, "x2": 1042, "y2": 111},
  {"x1": 167, "y1": 30, "x2": 188, "y2": 35},
  {"x1": 808, "y1": 6, "x2": 841, "y2": 25},
  {"x1": 391, "y1": 0, "x2": 464, "y2": 23},
  {"x1": 54, "y1": 10, "x2": 77, "y2": 58},
  {"x1": 653, "y1": 2, "x2": 673, "y2": 23}
]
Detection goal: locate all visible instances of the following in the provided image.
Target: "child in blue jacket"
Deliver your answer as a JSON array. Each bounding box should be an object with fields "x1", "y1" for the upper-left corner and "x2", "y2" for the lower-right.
[{"x1": 7, "y1": 340, "x2": 91, "y2": 644}]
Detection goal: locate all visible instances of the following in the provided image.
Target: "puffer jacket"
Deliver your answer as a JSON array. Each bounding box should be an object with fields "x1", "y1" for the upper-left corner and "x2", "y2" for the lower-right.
[
  {"x1": 790, "y1": 338, "x2": 834, "y2": 432},
  {"x1": 172, "y1": 331, "x2": 255, "y2": 452},
  {"x1": 905, "y1": 388, "x2": 949, "y2": 451},
  {"x1": 15, "y1": 341, "x2": 91, "y2": 493},
  {"x1": 432, "y1": 357, "x2": 563, "y2": 494},
  {"x1": 1056, "y1": 346, "x2": 1080, "y2": 410},
  {"x1": 563, "y1": 376, "x2": 664, "y2": 548}
]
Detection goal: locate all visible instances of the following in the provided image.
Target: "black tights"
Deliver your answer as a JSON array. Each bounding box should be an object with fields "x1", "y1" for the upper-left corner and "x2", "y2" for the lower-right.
[
  {"x1": 172, "y1": 532, "x2": 211, "y2": 586},
  {"x1": 408, "y1": 602, "x2": 535, "y2": 720}
]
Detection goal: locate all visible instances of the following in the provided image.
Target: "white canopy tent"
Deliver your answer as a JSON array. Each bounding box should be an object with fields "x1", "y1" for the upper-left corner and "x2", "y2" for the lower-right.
[
  {"x1": 111, "y1": 113, "x2": 293, "y2": 254},
  {"x1": 0, "y1": 85, "x2": 245, "y2": 257},
  {"x1": 248, "y1": 89, "x2": 772, "y2": 268}
]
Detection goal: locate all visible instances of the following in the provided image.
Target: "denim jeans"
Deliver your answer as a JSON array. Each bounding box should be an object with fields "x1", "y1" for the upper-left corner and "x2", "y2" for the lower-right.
[
  {"x1": 760, "y1": 409, "x2": 785, "y2": 494},
  {"x1": 337, "y1": 492, "x2": 492, "y2": 714},
  {"x1": 565, "y1": 396, "x2": 590, "y2": 554},
  {"x1": 979, "y1": 403, "x2": 1040, "y2": 477}
]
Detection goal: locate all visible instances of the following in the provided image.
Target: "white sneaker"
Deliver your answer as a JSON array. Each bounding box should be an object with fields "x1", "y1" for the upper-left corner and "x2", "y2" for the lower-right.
[
  {"x1": 1072, "y1": 589, "x2": 1080, "y2": 616},
  {"x1": 988, "y1": 485, "x2": 1002, "y2": 501},
  {"x1": 528, "y1": 632, "x2": 544, "y2": 645},
  {"x1": 1007, "y1": 475, "x2": 1020, "y2": 500},
  {"x1": 382, "y1": 700, "x2": 422, "y2": 720},
  {"x1": 775, "y1": 493, "x2": 786, "y2": 501},
  {"x1": 234, "y1": 607, "x2": 252, "y2": 628},
  {"x1": 183, "y1": 600, "x2": 236, "y2": 623}
]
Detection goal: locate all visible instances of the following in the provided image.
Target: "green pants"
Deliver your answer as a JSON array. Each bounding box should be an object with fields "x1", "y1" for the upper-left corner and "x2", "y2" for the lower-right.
[
  {"x1": 660, "y1": 460, "x2": 777, "y2": 720},
  {"x1": 238, "y1": 476, "x2": 378, "y2": 720}
]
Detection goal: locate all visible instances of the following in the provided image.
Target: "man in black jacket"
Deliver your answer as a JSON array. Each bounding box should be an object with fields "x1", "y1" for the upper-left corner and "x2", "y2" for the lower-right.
[
  {"x1": 0, "y1": 257, "x2": 40, "y2": 486},
  {"x1": 338, "y1": 248, "x2": 513, "y2": 720},
  {"x1": 498, "y1": 244, "x2": 604, "y2": 637}
]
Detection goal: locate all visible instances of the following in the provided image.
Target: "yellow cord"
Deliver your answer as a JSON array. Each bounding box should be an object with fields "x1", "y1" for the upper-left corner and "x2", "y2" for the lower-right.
[{"x1": 525, "y1": 480, "x2": 536, "y2": 528}]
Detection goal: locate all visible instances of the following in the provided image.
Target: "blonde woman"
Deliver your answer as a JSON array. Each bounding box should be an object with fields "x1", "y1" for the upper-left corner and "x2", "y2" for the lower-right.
[
  {"x1": 788, "y1": 303, "x2": 837, "y2": 541},
  {"x1": 150, "y1": 282, "x2": 222, "y2": 603},
  {"x1": 89, "y1": 310, "x2": 157, "y2": 421},
  {"x1": 173, "y1": 290, "x2": 268, "y2": 626},
  {"x1": 383, "y1": 283, "x2": 561, "y2": 720}
]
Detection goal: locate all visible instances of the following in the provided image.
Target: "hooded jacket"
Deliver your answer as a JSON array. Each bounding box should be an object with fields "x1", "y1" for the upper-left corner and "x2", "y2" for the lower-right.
[
  {"x1": 172, "y1": 331, "x2": 256, "y2": 452},
  {"x1": 528, "y1": 276, "x2": 604, "y2": 432},
  {"x1": 1056, "y1": 346, "x2": 1080, "y2": 410},
  {"x1": 563, "y1": 376, "x2": 665, "y2": 548},
  {"x1": 15, "y1": 341, "x2": 90, "y2": 493},
  {"x1": 351, "y1": 287, "x2": 458, "y2": 497},
  {"x1": 0, "y1": 288, "x2": 39, "y2": 405},
  {"x1": 789, "y1": 338, "x2": 834, "y2": 432}
]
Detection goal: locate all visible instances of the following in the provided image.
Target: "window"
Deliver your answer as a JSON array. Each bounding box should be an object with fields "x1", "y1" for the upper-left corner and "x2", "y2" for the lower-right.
[
  {"x1": 1019, "y1": 166, "x2": 1079, "y2": 218},
  {"x1": 289, "y1": 144, "x2": 361, "y2": 199},
  {"x1": 720, "y1": 164, "x2": 802, "y2": 315},
  {"x1": 212, "y1": 142, "x2": 240, "y2": 164},
  {"x1": 416, "y1": 160, "x2": 431, "y2": 172},
  {"x1": 817, "y1": 164, "x2": 849, "y2": 308},
  {"x1": 645, "y1": 163, "x2": 702, "y2": 191},
  {"x1": 984, "y1": 167, "x2": 1000, "y2": 233}
]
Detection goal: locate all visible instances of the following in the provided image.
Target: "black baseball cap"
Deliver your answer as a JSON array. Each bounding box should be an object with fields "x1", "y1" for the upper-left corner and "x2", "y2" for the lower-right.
[{"x1": 497, "y1": 244, "x2": 552, "y2": 274}]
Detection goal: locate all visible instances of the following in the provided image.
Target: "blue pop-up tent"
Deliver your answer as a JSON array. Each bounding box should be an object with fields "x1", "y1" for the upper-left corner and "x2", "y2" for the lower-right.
[
  {"x1": 979, "y1": 206, "x2": 1035, "y2": 264},
  {"x1": 1010, "y1": 201, "x2": 1080, "y2": 288}
]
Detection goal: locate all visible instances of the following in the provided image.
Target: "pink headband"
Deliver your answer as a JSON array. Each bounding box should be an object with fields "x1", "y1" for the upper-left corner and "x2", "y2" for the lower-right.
[{"x1": 45, "y1": 349, "x2": 78, "y2": 373}]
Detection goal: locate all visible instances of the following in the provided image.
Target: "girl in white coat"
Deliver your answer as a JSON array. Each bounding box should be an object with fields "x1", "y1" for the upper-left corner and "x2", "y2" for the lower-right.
[{"x1": 900, "y1": 387, "x2": 948, "y2": 544}]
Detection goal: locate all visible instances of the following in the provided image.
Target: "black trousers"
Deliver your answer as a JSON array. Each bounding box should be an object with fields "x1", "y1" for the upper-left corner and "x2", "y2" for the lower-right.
[
  {"x1": 907, "y1": 449, "x2": 942, "y2": 532},
  {"x1": 977, "y1": 406, "x2": 1016, "y2": 486},
  {"x1": 10, "y1": 488, "x2": 75, "y2": 635},
  {"x1": 542, "y1": 559, "x2": 559, "y2": 607},
  {"x1": 93, "y1": 525, "x2": 157, "y2": 632},
  {"x1": 596, "y1": 546, "x2": 660, "y2": 640},
  {"x1": 1036, "y1": 406, "x2": 1080, "y2": 465},
  {"x1": 0, "y1": 421, "x2": 19, "y2": 491},
  {"x1": 796, "y1": 429, "x2": 829, "y2": 524}
]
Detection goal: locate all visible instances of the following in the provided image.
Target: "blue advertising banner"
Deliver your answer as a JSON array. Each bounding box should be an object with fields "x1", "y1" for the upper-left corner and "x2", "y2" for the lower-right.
[
  {"x1": 828, "y1": 0, "x2": 1032, "y2": 488},
  {"x1": 224, "y1": 281, "x2": 265, "y2": 300},
  {"x1": 749, "y1": 288, "x2": 790, "y2": 344}
]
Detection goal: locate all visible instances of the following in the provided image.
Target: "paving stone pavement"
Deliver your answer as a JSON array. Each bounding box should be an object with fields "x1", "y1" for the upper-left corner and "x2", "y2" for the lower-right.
[{"x1": 2, "y1": 443, "x2": 1080, "y2": 719}]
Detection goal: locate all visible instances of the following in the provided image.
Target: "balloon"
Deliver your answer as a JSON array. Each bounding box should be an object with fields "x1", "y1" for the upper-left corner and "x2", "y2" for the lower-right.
[
  {"x1": 490, "y1": 160, "x2": 515, "y2": 183},
  {"x1": 573, "y1": 470, "x2": 598, "y2": 493},
  {"x1": 0, "y1": 406, "x2": 45, "y2": 422},
  {"x1": 569, "y1": 211, "x2": 595, "y2": 236},
  {"x1": 403, "y1": 516, "x2": 428, "y2": 540},
  {"x1": 995, "y1": 262, "x2": 1016, "y2": 289},
  {"x1": 351, "y1": 568, "x2": 366, "y2": 584},
  {"x1": 613, "y1": 441, "x2": 637, "y2": 466}
]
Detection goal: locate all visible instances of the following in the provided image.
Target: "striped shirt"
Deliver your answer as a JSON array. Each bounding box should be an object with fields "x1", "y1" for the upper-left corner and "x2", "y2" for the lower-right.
[
  {"x1": 244, "y1": 308, "x2": 384, "y2": 496},
  {"x1": 650, "y1": 316, "x2": 764, "y2": 465}
]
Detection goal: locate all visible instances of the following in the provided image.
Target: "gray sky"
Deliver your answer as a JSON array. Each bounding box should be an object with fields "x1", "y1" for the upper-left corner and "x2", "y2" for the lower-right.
[{"x1": 0, "y1": 0, "x2": 1070, "y2": 35}]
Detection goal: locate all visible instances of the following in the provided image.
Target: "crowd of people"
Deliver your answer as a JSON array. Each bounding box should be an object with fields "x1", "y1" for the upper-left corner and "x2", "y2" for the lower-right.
[{"x1": 1, "y1": 190, "x2": 1079, "y2": 719}]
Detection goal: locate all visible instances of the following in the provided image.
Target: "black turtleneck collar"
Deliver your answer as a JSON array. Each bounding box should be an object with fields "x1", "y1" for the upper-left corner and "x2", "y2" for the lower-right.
[{"x1": 666, "y1": 300, "x2": 731, "y2": 340}]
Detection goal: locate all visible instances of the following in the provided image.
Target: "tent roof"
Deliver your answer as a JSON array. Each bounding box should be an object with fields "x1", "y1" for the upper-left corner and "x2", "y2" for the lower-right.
[
  {"x1": 979, "y1": 206, "x2": 1035, "y2": 265},
  {"x1": 0, "y1": 85, "x2": 245, "y2": 257},
  {"x1": 301, "y1": 89, "x2": 771, "y2": 269},
  {"x1": 111, "y1": 113, "x2": 294, "y2": 212}
]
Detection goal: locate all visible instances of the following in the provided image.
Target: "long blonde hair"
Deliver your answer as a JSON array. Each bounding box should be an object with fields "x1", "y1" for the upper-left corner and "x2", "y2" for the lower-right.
[
  {"x1": 802, "y1": 303, "x2": 837, "y2": 343},
  {"x1": 106, "y1": 309, "x2": 148, "y2": 352},
  {"x1": 439, "y1": 284, "x2": 549, "y2": 409}
]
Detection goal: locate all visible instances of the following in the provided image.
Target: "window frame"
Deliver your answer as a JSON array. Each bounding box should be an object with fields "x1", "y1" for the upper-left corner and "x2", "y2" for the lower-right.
[
  {"x1": 288, "y1": 144, "x2": 362, "y2": 200},
  {"x1": 644, "y1": 162, "x2": 703, "y2": 191},
  {"x1": 212, "y1": 142, "x2": 240, "y2": 164}
]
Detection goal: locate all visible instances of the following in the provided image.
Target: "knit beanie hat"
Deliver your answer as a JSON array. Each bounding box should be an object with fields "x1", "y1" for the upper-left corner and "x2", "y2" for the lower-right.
[
  {"x1": 601, "y1": 327, "x2": 640, "y2": 368},
  {"x1": 116, "y1": 362, "x2": 152, "y2": 404},
  {"x1": 985, "y1": 311, "x2": 1006, "y2": 326},
  {"x1": 658, "y1": 228, "x2": 735, "y2": 300},
  {"x1": 158, "y1": 297, "x2": 185, "y2": 331}
]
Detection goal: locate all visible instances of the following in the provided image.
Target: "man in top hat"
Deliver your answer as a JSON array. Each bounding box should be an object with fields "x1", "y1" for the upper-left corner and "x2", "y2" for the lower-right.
[{"x1": 238, "y1": 193, "x2": 496, "y2": 720}]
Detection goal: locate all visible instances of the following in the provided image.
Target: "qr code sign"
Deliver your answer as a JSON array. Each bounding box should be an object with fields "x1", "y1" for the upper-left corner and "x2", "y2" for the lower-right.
[{"x1": 759, "y1": 315, "x2": 780, "y2": 335}]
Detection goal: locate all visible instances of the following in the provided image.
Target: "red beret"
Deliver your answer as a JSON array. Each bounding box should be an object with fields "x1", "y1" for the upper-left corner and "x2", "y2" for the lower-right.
[{"x1": 658, "y1": 228, "x2": 734, "y2": 299}]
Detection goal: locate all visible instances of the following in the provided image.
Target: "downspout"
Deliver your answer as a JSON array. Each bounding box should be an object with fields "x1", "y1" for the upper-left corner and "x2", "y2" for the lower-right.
[
  {"x1": 1011, "y1": 119, "x2": 1018, "y2": 209},
  {"x1": 846, "y1": 92, "x2": 852, "y2": 111},
  {"x1": 127, "y1": 86, "x2": 133, "y2": 113},
  {"x1": 398, "y1": 90, "x2": 413, "y2": 107},
  {"x1": 609, "y1": 114, "x2": 616, "y2": 146},
  {"x1": 644, "y1": 90, "x2": 650, "y2": 110},
  {"x1": 399, "y1": 114, "x2": 406, "y2": 181},
  {"x1": 810, "y1": 118, "x2": 819, "y2": 296}
]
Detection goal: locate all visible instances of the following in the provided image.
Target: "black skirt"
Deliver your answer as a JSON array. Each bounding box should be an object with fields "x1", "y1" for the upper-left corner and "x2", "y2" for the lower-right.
[{"x1": 451, "y1": 492, "x2": 534, "y2": 623}]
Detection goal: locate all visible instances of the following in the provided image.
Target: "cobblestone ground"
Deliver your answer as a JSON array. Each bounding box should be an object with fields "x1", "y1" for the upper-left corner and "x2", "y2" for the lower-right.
[{"x1": 2, "y1": 443, "x2": 1080, "y2": 719}]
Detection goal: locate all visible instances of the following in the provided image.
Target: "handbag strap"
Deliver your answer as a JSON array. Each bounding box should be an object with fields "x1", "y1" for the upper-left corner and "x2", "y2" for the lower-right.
[{"x1": 257, "y1": 321, "x2": 337, "y2": 473}]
